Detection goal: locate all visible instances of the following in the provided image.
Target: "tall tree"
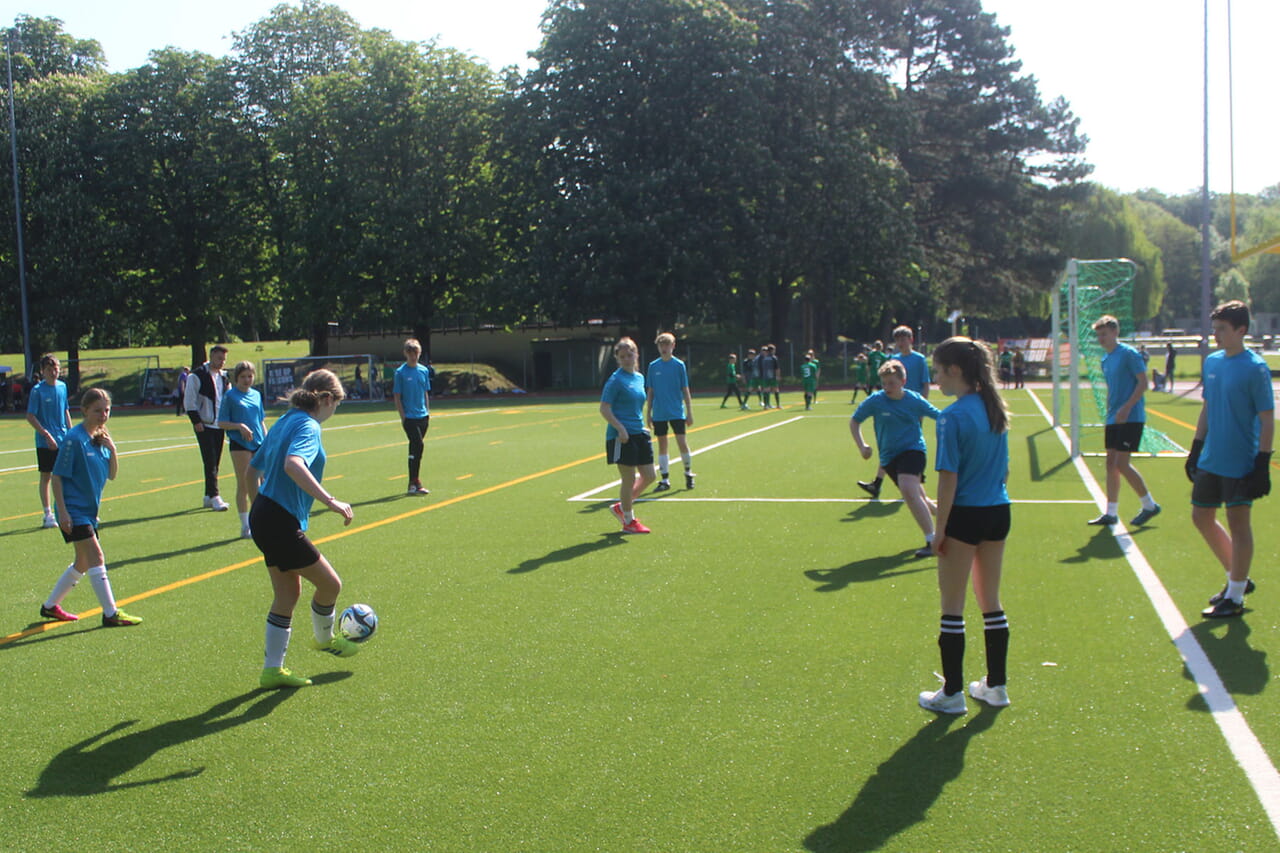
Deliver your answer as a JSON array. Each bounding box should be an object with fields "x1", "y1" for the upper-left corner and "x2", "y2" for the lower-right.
[{"x1": 2, "y1": 15, "x2": 105, "y2": 83}]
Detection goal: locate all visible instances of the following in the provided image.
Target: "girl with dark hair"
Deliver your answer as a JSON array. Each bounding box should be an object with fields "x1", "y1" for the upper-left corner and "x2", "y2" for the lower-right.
[
  {"x1": 249, "y1": 370, "x2": 358, "y2": 688},
  {"x1": 919, "y1": 338, "x2": 1011, "y2": 714}
]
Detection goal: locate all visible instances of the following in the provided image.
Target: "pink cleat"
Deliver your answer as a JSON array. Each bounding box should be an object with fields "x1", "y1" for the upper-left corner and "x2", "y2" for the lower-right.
[{"x1": 40, "y1": 604, "x2": 79, "y2": 622}]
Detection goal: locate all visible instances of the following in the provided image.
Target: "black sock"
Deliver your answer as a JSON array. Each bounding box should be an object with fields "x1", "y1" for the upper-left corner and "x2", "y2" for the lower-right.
[
  {"x1": 938, "y1": 614, "x2": 965, "y2": 695},
  {"x1": 983, "y1": 610, "x2": 1009, "y2": 687},
  {"x1": 774, "y1": 392, "x2": 781, "y2": 407}
]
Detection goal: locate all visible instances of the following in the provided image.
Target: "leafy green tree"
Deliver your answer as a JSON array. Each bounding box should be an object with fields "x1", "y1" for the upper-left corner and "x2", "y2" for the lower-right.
[
  {"x1": 1132, "y1": 198, "x2": 1199, "y2": 326},
  {"x1": 1059, "y1": 186, "x2": 1164, "y2": 320},
  {"x1": 2, "y1": 15, "x2": 105, "y2": 83}
]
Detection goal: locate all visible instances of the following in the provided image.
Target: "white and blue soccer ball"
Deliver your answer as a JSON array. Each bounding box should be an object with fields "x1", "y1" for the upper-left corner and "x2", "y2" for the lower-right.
[{"x1": 338, "y1": 603, "x2": 377, "y2": 643}]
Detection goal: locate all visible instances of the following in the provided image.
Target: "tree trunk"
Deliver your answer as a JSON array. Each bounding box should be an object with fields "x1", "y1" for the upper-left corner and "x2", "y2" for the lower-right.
[
  {"x1": 768, "y1": 278, "x2": 791, "y2": 346},
  {"x1": 190, "y1": 341, "x2": 207, "y2": 369},
  {"x1": 310, "y1": 322, "x2": 329, "y2": 357}
]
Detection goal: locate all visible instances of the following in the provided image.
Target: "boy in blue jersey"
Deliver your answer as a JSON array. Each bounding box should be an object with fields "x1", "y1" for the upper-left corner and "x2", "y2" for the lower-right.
[
  {"x1": 850, "y1": 361, "x2": 941, "y2": 557},
  {"x1": 601, "y1": 337, "x2": 655, "y2": 533},
  {"x1": 25, "y1": 354, "x2": 71, "y2": 529},
  {"x1": 1088, "y1": 316, "x2": 1160, "y2": 527},
  {"x1": 1188, "y1": 301, "x2": 1274, "y2": 618},
  {"x1": 646, "y1": 332, "x2": 695, "y2": 491},
  {"x1": 394, "y1": 338, "x2": 432, "y2": 496},
  {"x1": 890, "y1": 326, "x2": 931, "y2": 397}
]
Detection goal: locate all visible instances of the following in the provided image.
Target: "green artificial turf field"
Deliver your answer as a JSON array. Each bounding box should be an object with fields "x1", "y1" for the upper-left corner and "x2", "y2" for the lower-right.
[{"x1": 1, "y1": 387, "x2": 1278, "y2": 851}]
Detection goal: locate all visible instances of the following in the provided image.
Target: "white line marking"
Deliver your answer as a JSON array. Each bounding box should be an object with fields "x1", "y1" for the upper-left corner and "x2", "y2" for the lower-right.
[
  {"x1": 567, "y1": 416, "x2": 804, "y2": 502},
  {"x1": 567, "y1": 496, "x2": 1099, "y2": 504},
  {"x1": 1027, "y1": 387, "x2": 1280, "y2": 837}
]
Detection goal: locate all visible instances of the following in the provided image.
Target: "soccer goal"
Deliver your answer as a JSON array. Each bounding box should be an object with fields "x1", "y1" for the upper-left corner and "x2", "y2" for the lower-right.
[
  {"x1": 1051, "y1": 259, "x2": 1185, "y2": 459},
  {"x1": 261, "y1": 354, "x2": 379, "y2": 405}
]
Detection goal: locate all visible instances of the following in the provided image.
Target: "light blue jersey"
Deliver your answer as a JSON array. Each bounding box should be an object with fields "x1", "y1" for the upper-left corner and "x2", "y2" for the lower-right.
[
  {"x1": 646, "y1": 356, "x2": 689, "y2": 421},
  {"x1": 890, "y1": 350, "x2": 931, "y2": 394},
  {"x1": 602, "y1": 369, "x2": 646, "y2": 440},
  {"x1": 1102, "y1": 342, "x2": 1147, "y2": 425},
  {"x1": 935, "y1": 393, "x2": 1010, "y2": 507},
  {"x1": 1199, "y1": 349, "x2": 1274, "y2": 478},
  {"x1": 394, "y1": 363, "x2": 432, "y2": 419},
  {"x1": 52, "y1": 424, "x2": 111, "y2": 526},
  {"x1": 218, "y1": 386, "x2": 266, "y2": 451},
  {"x1": 853, "y1": 390, "x2": 941, "y2": 466},
  {"x1": 252, "y1": 408, "x2": 326, "y2": 530},
  {"x1": 28, "y1": 379, "x2": 69, "y2": 448}
]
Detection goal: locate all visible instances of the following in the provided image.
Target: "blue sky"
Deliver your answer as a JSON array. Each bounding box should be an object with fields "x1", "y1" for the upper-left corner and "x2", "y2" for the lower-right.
[{"x1": 8, "y1": 0, "x2": 1277, "y2": 195}]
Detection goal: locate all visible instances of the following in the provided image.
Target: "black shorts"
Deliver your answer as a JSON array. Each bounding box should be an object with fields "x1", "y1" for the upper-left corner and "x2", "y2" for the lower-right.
[
  {"x1": 1191, "y1": 470, "x2": 1254, "y2": 508},
  {"x1": 61, "y1": 523, "x2": 98, "y2": 544},
  {"x1": 605, "y1": 433, "x2": 654, "y2": 467},
  {"x1": 944, "y1": 504, "x2": 1011, "y2": 546},
  {"x1": 249, "y1": 494, "x2": 322, "y2": 571},
  {"x1": 1104, "y1": 422, "x2": 1144, "y2": 452},
  {"x1": 652, "y1": 419, "x2": 687, "y2": 437},
  {"x1": 36, "y1": 447, "x2": 58, "y2": 473},
  {"x1": 885, "y1": 450, "x2": 927, "y2": 485}
]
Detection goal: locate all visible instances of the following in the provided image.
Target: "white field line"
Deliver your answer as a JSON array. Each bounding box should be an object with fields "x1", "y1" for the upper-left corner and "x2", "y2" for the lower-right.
[
  {"x1": 567, "y1": 496, "x2": 1097, "y2": 504},
  {"x1": 568, "y1": 416, "x2": 804, "y2": 502},
  {"x1": 1027, "y1": 387, "x2": 1280, "y2": 838}
]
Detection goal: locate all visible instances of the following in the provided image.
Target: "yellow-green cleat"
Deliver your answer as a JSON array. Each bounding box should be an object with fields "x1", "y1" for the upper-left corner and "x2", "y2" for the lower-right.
[
  {"x1": 311, "y1": 634, "x2": 360, "y2": 657},
  {"x1": 260, "y1": 666, "x2": 312, "y2": 689},
  {"x1": 102, "y1": 609, "x2": 143, "y2": 627}
]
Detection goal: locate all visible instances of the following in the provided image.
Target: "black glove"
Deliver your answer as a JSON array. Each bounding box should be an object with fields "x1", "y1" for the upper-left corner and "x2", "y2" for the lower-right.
[
  {"x1": 1246, "y1": 451, "x2": 1272, "y2": 499},
  {"x1": 1185, "y1": 439, "x2": 1204, "y2": 484}
]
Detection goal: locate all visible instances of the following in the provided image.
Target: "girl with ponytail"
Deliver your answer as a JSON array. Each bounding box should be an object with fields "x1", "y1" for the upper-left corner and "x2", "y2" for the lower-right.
[
  {"x1": 917, "y1": 338, "x2": 1012, "y2": 715},
  {"x1": 249, "y1": 370, "x2": 359, "y2": 689}
]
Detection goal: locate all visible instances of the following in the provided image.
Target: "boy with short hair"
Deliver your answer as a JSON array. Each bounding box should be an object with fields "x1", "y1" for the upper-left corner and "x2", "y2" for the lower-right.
[
  {"x1": 801, "y1": 349, "x2": 820, "y2": 410},
  {"x1": 1188, "y1": 301, "x2": 1274, "y2": 618},
  {"x1": 26, "y1": 354, "x2": 71, "y2": 528},
  {"x1": 646, "y1": 332, "x2": 696, "y2": 491},
  {"x1": 1087, "y1": 315, "x2": 1160, "y2": 527}
]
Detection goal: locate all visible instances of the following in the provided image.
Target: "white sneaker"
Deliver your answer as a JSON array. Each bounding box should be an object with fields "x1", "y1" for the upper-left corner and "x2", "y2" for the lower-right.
[
  {"x1": 918, "y1": 686, "x2": 967, "y2": 715},
  {"x1": 968, "y1": 677, "x2": 1010, "y2": 707},
  {"x1": 209, "y1": 496, "x2": 230, "y2": 511},
  {"x1": 42, "y1": 512, "x2": 57, "y2": 529},
  {"x1": 240, "y1": 525, "x2": 253, "y2": 539}
]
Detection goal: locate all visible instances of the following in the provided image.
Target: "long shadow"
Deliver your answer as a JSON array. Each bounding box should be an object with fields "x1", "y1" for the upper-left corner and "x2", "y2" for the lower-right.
[
  {"x1": 1059, "y1": 527, "x2": 1124, "y2": 564},
  {"x1": 109, "y1": 536, "x2": 245, "y2": 570},
  {"x1": 97, "y1": 506, "x2": 205, "y2": 531},
  {"x1": 803, "y1": 707, "x2": 1001, "y2": 852},
  {"x1": 26, "y1": 672, "x2": 350, "y2": 798},
  {"x1": 509, "y1": 534, "x2": 627, "y2": 574},
  {"x1": 805, "y1": 551, "x2": 931, "y2": 593},
  {"x1": 1, "y1": 620, "x2": 103, "y2": 651},
  {"x1": 838, "y1": 501, "x2": 901, "y2": 523},
  {"x1": 1184, "y1": 618, "x2": 1270, "y2": 710},
  {"x1": 1025, "y1": 428, "x2": 1073, "y2": 481}
]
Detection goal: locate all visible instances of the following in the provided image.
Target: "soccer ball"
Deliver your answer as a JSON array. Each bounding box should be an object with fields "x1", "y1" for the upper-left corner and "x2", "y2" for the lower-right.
[{"x1": 338, "y1": 603, "x2": 377, "y2": 643}]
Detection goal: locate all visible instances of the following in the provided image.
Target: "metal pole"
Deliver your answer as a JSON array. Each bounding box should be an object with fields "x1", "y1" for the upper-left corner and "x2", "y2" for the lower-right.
[
  {"x1": 1198, "y1": 0, "x2": 1213, "y2": 342},
  {"x1": 5, "y1": 36, "x2": 33, "y2": 382}
]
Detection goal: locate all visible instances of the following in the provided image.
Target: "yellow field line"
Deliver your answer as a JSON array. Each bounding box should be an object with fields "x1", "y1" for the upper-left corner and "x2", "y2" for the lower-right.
[{"x1": 1149, "y1": 406, "x2": 1280, "y2": 471}]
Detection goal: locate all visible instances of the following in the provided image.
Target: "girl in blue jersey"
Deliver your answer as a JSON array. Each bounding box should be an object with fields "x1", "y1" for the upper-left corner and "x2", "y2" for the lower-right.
[
  {"x1": 25, "y1": 354, "x2": 71, "y2": 528},
  {"x1": 600, "y1": 337, "x2": 655, "y2": 534},
  {"x1": 39, "y1": 389, "x2": 142, "y2": 627},
  {"x1": 919, "y1": 338, "x2": 1011, "y2": 714},
  {"x1": 394, "y1": 338, "x2": 432, "y2": 496},
  {"x1": 249, "y1": 370, "x2": 358, "y2": 689},
  {"x1": 218, "y1": 361, "x2": 267, "y2": 539}
]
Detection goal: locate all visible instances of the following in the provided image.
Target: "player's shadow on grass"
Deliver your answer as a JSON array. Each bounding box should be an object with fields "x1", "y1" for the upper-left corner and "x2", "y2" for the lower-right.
[
  {"x1": 803, "y1": 708, "x2": 1001, "y2": 852},
  {"x1": 109, "y1": 536, "x2": 248, "y2": 570},
  {"x1": 25, "y1": 673, "x2": 351, "y2": 798},
  {"x1": 96, "y1": 507, "x2": 209, "y2": 530},
  {"x1": 839, "y1": 501, "x2": 901, "y2": 522},
  {"x1": 1025, "y1": 428, "x2": 1073, "y2": 481},
  {"x1": 508, "y1": 535, "x2": 627, "y2": 574},
  {"x1": 1184, "y1": 619, "x2": 1269, "y2": 709},
  {"x1": 1060, "y1": 528, "x2": 1124, "y2": 564},
  {"x1": 805, "y1": 552, "x2": 931, "y2": 592},
  {"x1": 1, "y1": 621, "x2": 104, "y2": 651}
]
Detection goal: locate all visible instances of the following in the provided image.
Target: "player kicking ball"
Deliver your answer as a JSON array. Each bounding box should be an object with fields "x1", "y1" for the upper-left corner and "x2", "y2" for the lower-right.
[{"x1": 850, "y1": 361, "x2": 941, "y2": 558}]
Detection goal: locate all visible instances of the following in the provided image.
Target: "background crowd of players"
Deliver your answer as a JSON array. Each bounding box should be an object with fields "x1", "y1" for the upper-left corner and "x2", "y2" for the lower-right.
[{"x1": 19, "y1": 301, "x2": 1274, "y2": 708}]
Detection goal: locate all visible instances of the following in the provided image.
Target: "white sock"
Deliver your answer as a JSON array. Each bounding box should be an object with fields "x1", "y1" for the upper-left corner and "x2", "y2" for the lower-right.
[
  {"x1": 1106, "y1": 502, "x2": 1118, "y2": 517},
  {"x1": 87, "y1": 565, "x2": 118, "y2": 618},
  {"x1": 658, "y1": 455, "x2": 670, "y2": 479},
  {"x1": 1227, "y1": 579, "x2": 1249, "y2": 603},
  {"x1": 623, "y1": 509, "x2": 635, "y2": 524},
  {"x1": 925, "y1": 532, "x2": 934, "y2": 544},
  {"x1": 239, "y1": 511, "x2": 250, "y2": 527},
  {"x1": 45, "y1": 565, "x2": 82, "y2": 608},
  {"x1": 1140, "y1": 493, "x2": 1157, "y2": 511},
  {"x1": 311, "y1": 601, "x2": 336, "y2": 644},
  {"x1": 265, "y1": 613, "x2": 291, "y2": 669},
  {"x1": 681, "y1": 451, "x2": 692, "y2": 471}
]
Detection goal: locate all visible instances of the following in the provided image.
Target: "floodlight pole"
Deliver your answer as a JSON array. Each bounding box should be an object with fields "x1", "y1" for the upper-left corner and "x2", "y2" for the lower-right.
[
  {"x1": 1198, "y1": 0, "x2": 1212, "y2": 343},
  {"x1": 5, "y1": 34, "x2": 34, "y2": 383}
]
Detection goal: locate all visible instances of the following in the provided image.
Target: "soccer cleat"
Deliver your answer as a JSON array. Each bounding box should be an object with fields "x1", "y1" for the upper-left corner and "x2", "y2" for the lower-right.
[
  {"x1": 40, "y1": 603, "x2": 79, "y2": 622},
  {"x1": 312, "y1": 634, "x2": 360, "y2": 657},
  {"x1": 1130, "y1": 504, "x2": 1162, "y2": 526},
  {"x1": 609, "y1": 501, "x2": 625, "y2": 524},
  {"x1": 969, "y1": 677, "x2": 1011, "y2": 707},
  {"x1": 1202, "y1": 597, "x2": 1245, "y2": 619},
  {"x1": 918, "y1": 686, "x2": 966, "y2": 715},
  {"x1": 654, "y1": 480, "x2": 671, "y2": 492},
  {"x1": 857, "y1": 479, "x2": 881, "y2": 499},
  {"x1": 209, "y1": 496, "x2": 230, "y2": 512},
  {"x1": 685, "y1": 472, "x2": 695, "y2": 490},
  {"x1": 407, "y1": 483, "x2": 430, "y2": 496},
  {"x1": 102, "y1": 609, "x2": 143, "y2": 627},
  {"x1": 914, "y1": 544, "x2": 934, "y2": 559},
  {"x1": 42, "y1": 513, "x2": 58, "y2": 529},
  {"x1": 1209, "y1": 579, "x2": 1255, "y2": 605},
  {"x1": 259, "y1": 667, "x2": 312, "y2": 689},
  {"x1": 1086, "y1": 513, "x2": 1118, "y2": 526},
  {"x1": 621, "y1": 519, "x2": 651, "y2": 534}
]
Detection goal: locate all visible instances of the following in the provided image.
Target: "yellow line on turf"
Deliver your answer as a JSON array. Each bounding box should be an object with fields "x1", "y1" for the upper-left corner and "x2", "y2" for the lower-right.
[
  {"x1": 1149, "y1": 406, "x2": 1280, "y2": 471},
  {"x1": 0, "y1": 451, "x2": 606, "y2": 647}
]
